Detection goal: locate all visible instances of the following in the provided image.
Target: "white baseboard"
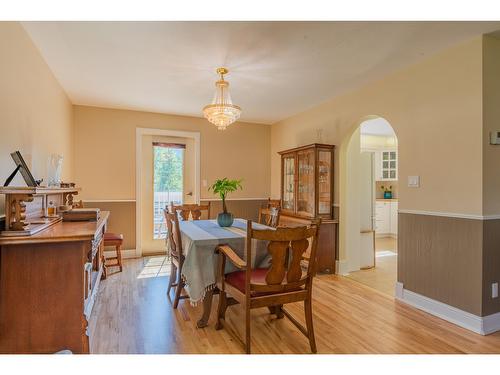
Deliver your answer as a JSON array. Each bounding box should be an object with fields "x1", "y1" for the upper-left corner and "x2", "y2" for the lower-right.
[
  {"x1": 104, "y1": 249, "x2": 138, "y2": 259},
  {"x1": 335, "y1": 259, "x2": 350, "y2": 275},
  {"x1": 482, "y1": 312, "x2": 500, "y2": 335},
  {"x1": 395, "y1": 282, "x2": 500, "y2": 335}
]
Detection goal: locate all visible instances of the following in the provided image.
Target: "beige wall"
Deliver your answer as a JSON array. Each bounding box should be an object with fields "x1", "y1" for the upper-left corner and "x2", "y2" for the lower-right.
[
  {"x1": 73, "y1": 105, "x2": 270, "y2": 200},
  {"x1": 74, "y1": 105, "x2": 271, "y2": 250},
  {"x1": 271, "y1": 37, "x2": 484, "y2": 217},
  {"x1": 482, "y1": 36, "x2": 500, "y2": 216},
  {"x1": 270, "y1": 36, "x2": 500, "y2": 318},
  {"x1": 0, "y1": 22, "x2": 73, "y2": 215}
]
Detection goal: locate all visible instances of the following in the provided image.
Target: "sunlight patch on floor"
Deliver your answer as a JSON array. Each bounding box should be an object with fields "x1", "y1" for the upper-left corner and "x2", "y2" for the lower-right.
[
  {"x1": 376, "y1": 250, "x2": 397, "y2": 257},
  {"x1": 137, "y1": 256, "x2": 171, "y2": 279}
]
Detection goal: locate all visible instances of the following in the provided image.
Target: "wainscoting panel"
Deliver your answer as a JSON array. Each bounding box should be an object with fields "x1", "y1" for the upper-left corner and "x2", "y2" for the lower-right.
[
  {"x1": 201, "y1": 199, "x2": 268, "y2": 222},
  {"x1": 84, "y1": 199, "x2": 268, "y2": 251},
  {"x1": 83, "y1": 201, "x2": 136, "y2": 250},
  {"x1": 398, "y1": 212, "x2": 483, "y2": 316},
  {"x1": 483, "y1": 219, "x2": 500, "y2": 316}
]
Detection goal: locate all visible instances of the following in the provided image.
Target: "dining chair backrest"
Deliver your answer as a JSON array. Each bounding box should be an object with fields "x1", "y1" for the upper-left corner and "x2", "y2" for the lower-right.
[
  {"x1": 170, "y1": 202, "x2": 211, "y2": 221},
  {"x1": 258, "y1": 206, "x2": 280, "y2": 228},
  {"x1": 164, "y1": 209, "x2": 183, "y2": 259},
  {"x1": 267, "y1": 198, "x2": 281, "y2": 209},
  {"x1": 245, "y1": 219, "x2": 320, "y2": 295}
]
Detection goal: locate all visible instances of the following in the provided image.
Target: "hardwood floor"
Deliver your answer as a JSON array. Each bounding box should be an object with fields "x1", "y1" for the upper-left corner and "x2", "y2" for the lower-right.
[
  {"x1": 346, "y1": 236, "x2": 397, "y2": 296},
  {"x1": 89, "y1": 257, "x2": 500, "y2": 354}
]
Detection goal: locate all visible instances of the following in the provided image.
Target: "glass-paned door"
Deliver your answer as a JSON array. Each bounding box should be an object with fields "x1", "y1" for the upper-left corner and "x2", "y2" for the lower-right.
[
  {"x1": 318, "y1": 150, "x2": 332, "y2": 216},
  {"x1": 282, "y1": 155, "x2": 295, "y2": 212},
  {"x1": 153, "y1": 144, "x2": 184, "y2": 239},
  {"x1": 297, "y1": 149, "x2": 315, "y2": 217}
]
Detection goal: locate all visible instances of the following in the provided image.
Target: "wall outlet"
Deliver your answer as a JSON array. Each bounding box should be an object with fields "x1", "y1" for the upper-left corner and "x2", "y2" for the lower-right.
[
  {"x1": 490, "y1": 131, "x2": 500, "y2": 145},
  {"x1": 408, "y1": 175, "x2": 420, "y2": 188},
  {"x1": 492, "y1": 282, "x2": 498, "y2": 299}
]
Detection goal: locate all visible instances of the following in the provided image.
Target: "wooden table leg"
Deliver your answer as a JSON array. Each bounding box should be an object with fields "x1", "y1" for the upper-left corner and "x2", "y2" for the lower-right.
[{"x1": 197, "y1": 288, "x2": 218, "y2": 328}]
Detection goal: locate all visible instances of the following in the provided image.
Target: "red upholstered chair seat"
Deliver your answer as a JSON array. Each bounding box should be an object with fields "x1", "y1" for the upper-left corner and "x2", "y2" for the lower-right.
[
  {"x1": 225, "y1": 268, "x2": 303, "y2": 297},
  {"x1": 104, "y1": 232, "x2": 123, "y2": 243}
]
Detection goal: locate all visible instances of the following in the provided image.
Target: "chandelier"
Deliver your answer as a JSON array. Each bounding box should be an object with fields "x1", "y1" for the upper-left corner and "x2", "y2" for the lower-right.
[{"x1": 203, "y1": 67, "x2": 242, "y2": 130}]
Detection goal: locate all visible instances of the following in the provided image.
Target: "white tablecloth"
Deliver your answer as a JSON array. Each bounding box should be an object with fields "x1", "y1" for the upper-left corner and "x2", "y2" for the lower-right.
[{"x1": 179, "y1": 219, "x2": 271, "y2": 304}]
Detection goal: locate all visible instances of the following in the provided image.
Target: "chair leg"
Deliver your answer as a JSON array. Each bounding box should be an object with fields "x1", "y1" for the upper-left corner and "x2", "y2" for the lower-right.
[
  {"x1": 116, "y1": 244, "x2": 123, "y2": 272},
  {"x1": 304, "y1": 298, "x2": 317, "y2": 353},
  {"x1": 276, "y1": 304, "x2": 284, "y2": 319},
  {"x1": 167, "y1": 263, "x2": 177, "y2": 295},
  {"x1": 268, "y1": 305, "x2": 284, "y2": 318},
  {"x1": 245, "y1": 304, "x2": 251, "y2": 354},
  {"x1": 215, "y1": 290, "x2": 227, "y2": 330},
  {"x1": 173, "y1": 278, "x2": 184, "y2": 309}
]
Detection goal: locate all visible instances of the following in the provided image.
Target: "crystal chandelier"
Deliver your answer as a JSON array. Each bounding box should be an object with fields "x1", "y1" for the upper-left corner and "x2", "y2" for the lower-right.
[{"x1": 203, "y1": 67, "x2": 242, "y2": 130}]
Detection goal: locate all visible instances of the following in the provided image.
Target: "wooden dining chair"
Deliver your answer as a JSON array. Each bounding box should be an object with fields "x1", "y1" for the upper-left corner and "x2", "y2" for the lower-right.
[
  {"x1": 214, "y1": 219, "x2": 320, "y2": 354},
  {"x1": 267, "y1": 198, "x2": 281, "y2": 209},
  {"x1": 170, "y1": 202, "x2": 211, "y2": 221},
  {"x1": 164, "y1": 209, "x2": 189, "y2": 308},
  {"x1": 77, "y1": 201, "x2": 123, "y2": 275},
  {"x1": 257, "y1": 206, "x2": 280, "y2": 228}
]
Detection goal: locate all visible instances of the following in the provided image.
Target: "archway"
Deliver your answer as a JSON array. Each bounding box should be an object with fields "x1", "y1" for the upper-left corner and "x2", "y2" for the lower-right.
[{"x1": 339, "y1": 116, "x2": 398, "y2": 296}]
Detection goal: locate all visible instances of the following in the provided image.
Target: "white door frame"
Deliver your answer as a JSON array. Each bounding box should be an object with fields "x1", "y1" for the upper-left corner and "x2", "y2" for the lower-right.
[{"x1": 135, "y1": 127, "x2": 201, "y2": 257}]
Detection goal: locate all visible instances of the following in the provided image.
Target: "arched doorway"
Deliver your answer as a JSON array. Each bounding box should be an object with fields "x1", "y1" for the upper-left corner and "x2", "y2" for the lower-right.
[{"x1": 341, "y1": 116, "x2": 398, "y2": 296}]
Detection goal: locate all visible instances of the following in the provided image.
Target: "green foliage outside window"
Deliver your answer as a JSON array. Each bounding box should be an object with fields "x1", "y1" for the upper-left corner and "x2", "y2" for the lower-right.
[{"x1": 154, "y1": 147, "x2": 183, "y2": 192}]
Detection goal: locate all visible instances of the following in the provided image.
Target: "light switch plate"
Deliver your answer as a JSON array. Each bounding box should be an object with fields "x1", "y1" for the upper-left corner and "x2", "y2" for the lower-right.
[
  {"x1": 202, "y1": 179, "x2": 208, "y2": 187},
  {"x1": 408, "y1": 176, "x2": 420, "y2": 188},
  {"x1": 493, "y1": 283, "x2": 498, "y2": 299}
]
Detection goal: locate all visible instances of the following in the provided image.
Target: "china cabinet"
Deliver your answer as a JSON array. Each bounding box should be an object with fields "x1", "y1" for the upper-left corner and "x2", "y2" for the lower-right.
[
  {"x1": 278, "y1": 144, "x2": 337, "y2": 273},
  {"x1": 279, "y1": 143, "x2": 334, "y2": 219}
]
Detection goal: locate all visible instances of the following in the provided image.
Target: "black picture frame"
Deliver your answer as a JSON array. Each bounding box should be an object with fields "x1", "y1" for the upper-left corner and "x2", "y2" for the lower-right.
[{"x1": 3, "y1": 151, "x2": 38, "y2": 187}]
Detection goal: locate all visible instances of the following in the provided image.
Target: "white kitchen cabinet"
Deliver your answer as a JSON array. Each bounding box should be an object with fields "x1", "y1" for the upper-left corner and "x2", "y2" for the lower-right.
[
  {"x1": 375, "y1": 201, "x2": 391, "y2": 234},
  {"x1": 390, "y1": 201, "x2": 398, "y2": 235},
  {"x1": 375, "y1": 200, "x2": 398, "y2": 237},
  {"x1": 375, "y1": 150, "x2": 397, "y2": 181}
]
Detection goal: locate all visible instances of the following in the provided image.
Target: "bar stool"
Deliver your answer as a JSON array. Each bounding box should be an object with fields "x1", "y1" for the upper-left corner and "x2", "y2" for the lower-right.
[{"x1": 103, "y1": 232, "x2": 123, "y2": 273}]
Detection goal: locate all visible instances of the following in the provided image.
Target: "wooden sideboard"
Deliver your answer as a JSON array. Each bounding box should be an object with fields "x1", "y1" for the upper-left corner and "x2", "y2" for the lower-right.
[
  {"x1": 279, "y1": 214, "x2": 338, "y2": 274},
  {"x1": 0, "y1": 187, "x2": 108, "y2": 353}
]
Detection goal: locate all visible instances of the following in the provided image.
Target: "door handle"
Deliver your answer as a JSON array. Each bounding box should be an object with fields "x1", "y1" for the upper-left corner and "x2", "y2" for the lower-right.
[{"x1": 186, "y1": 192, "x2": 193, "y2": 196}]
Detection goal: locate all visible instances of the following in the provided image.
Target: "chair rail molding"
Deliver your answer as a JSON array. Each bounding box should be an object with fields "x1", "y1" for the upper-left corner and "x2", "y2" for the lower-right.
[{"x1": 398, "y1": 209, "x2": 500, "y2": 221}]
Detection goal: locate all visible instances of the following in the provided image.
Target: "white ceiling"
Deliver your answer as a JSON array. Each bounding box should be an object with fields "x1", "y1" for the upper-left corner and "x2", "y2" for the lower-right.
[
  {"x1": 22, "y1": 21, "x2": 500, "y2": 124},
  {"x1": 360, "y1": 118, "x2": 395, "y2": 137}
]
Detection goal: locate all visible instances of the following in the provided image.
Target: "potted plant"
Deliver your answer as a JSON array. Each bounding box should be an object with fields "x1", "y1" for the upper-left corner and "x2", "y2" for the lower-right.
[
  {"x1": 381, "y1": 185, "x2": 393, "y2": 199},
  {"x1": 209, "y1": 178, "x2": 243, "y2": 227}
]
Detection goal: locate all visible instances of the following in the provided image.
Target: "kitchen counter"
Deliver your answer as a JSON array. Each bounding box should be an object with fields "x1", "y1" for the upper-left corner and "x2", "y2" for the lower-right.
[{"x1": 376, "y1": 198, "x2": 398, "y2": 202}]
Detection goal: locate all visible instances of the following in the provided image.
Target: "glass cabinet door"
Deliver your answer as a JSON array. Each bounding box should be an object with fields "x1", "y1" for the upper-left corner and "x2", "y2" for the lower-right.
[
  {"x1": 297, "y1": 149, "x2": 315, "y2": 217},
  {"x1": 381, "y1": 150, "x2": 397, "y2": 180},
  {"x1": 282, "y1": 155, "x2": 295, "y2": 211},
  {"x1": 318, "y1": 149, "x2": 332, "y2": 216}
]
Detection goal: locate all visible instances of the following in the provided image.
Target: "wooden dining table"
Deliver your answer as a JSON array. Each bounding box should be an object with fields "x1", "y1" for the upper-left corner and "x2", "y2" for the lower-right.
[{"x1": 178, "y1": 218, "x2": 272, "y2": 328}]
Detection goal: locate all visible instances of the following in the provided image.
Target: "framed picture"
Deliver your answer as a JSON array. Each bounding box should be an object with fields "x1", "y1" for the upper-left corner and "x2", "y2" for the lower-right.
[{"x1": 4, "y1": 151, "x2": 38, "y2": 187}]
